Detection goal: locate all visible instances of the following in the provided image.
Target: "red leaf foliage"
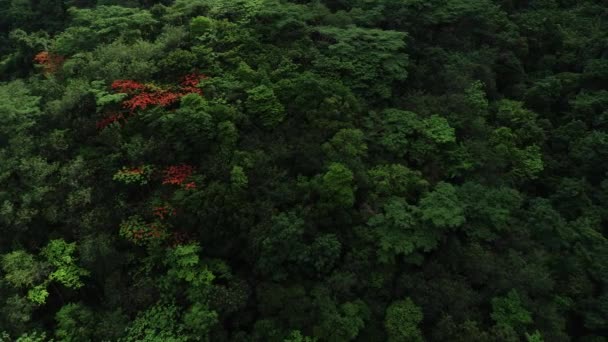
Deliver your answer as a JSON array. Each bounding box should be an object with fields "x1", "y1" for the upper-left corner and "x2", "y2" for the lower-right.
[
  {"x1": 180, "y1": 73, "x2": 206, "y2": 95},
  {"x1": 132, "y1": 224, "x2": 164, "y2": 240},
  {"x1": 109, "y1": 74, "x2": 207, "y2": 112},
  {"x1": 184, "y1": 182, "x2": 197, "y2": 190},
  {"x1": 111, "y1": 80, "x2": 146, "y2": 93},
  {"x1": 162, "y1": 164, "x2": 196, "y2": 188},
  {"x1": 96, "y1": 113, "x2": 127, "y2": 130},
  {"x1": 171, "y1": 231, "x2": 192, "y2": 247},
  {"x1": 122, "y1": 91, "x2": 182, "y2": 112},
  {"x1": 125, "y1": 167, "x2": 144, "y2": 175},
  {"x1": 153, "y1": 205, "x2": 176, "y2": 220},
  {"x1": 34, "y1": 51, "x2": 65, "y2": 74}
]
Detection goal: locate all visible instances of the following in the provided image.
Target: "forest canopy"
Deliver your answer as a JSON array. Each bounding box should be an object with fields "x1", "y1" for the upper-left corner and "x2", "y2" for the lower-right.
[{"x1": 0, "y1": 0, "x2": 607, "y2": 341}]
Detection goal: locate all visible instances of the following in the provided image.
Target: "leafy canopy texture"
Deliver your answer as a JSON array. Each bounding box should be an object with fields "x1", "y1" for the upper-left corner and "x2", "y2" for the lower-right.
[
  {"x1": 0, "y1": 0, "x2": 607, "y2": 341},
  {"x1": 385, "y1": 298, "x2": 424, "y2": 342}
]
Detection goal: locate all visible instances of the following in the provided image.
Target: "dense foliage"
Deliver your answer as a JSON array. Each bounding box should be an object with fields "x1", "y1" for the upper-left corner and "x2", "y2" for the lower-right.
[{"x1": 1, "y1": 0, "x2": 607, "y2": 340}]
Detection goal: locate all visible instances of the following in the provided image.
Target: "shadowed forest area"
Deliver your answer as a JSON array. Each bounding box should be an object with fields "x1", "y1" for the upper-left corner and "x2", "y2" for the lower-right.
[{"x1": 0, "y1": 0, "x2": 607, "y2": 341}]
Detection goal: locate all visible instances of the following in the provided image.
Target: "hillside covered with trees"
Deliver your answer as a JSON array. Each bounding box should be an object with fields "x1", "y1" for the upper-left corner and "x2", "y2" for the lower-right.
[{"x1": 1, "y1": 0, "x2": 607, "y2": 340}]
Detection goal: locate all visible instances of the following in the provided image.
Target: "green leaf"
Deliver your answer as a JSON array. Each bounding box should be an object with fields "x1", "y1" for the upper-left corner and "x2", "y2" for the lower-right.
[
  {"x1": 385, "y1": 298, "x2": 424, "y2": 342},
  {"x1": 245, "y1": 85, "x2": 285, "y2": 129},
  {"x1": 491, "y1": 289, "x2": 533, "y2": 331},
  {"x1": 421, "y1": 115, "x2": 456, "y2": 144},
  {"x1": 27, "y1": 285, "x2": 49, "y2": 305},
  {"x1": 420, "y1": 182, "x2": 465, "y2": 228},
  {"x1": 1, "y1": 250, "x2": 43, "y2": 287},
  {"x1": 319, "y1": 163, "x2": 356, "y2": 209}
]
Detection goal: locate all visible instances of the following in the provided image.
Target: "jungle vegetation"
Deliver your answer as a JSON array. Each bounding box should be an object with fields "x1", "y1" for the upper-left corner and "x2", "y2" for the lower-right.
[{"x1": 0, "y1": 0, "x2": 607, "y2": 341}]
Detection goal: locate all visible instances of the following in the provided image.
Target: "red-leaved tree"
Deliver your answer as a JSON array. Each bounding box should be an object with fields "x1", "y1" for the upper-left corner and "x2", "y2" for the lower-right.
[
  {"x1": 162, "y1": 164, "x2": 197, "y2": 189},
  {"x1": 34, "y1": 51, "x2": 65, "y2": 75},
  {"x1": 110, "y1": 74, "x2": 206, "y2": 112}
]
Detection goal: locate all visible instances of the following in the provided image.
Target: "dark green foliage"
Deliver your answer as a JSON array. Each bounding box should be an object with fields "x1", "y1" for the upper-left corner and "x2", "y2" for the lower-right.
[
  {"x1": 491, "y1": 290, "x2": 533, "y2": 333},
  {"x1": 55, "y1": 303, "x2": 96, "y2": 342},
  {"x1": 317, "y1": 163, "x2": 356, "y2": 209},
  {"x1": 245, "y1": 85, "x2": 285, "y2": 129},
  {"x1": 313, "y1": 25, "x2": 408, "y2": 99},
  {"x1": 385, "y1": 298, "x2": 424, "y2": 342},
  {"x1": 0, "y1": 0, "x2": 606, "y2": 340}
]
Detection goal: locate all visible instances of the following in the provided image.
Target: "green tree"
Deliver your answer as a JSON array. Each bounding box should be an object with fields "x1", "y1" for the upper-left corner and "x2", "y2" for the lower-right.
[
  {"x1": 2, "y1": 240, "x2": 88, "y2": 305},
  {"x1": 121, "y1": 302, "x2": 187, "y2": 342},
  {"x1": 322, "y1": 128, "x2": 367, "y2": 169},
  {"x1": 368, "y1": 164, "x2": 428, "y2": 201},
  {"x1": 53, "y1": 6, "x2": 158, "y2": 55},
  {"x1": 1, "y1": 251, "x2": 45, "y2": 288},
  {"x1": 317, "y1": 163, "x2": 356, "y2": 209},
  {"x1": 378, "y1": 109, "x2": 420, "y2": 158},
  {"x1": 419, "y1": 182, "x2": 465, "y2": 228},
  {"x1": 491, "y1": 290, "x2": 533, "y2": 333},
  {"x1": 255, "y1": 211, "x2": 307, "y2": 280},
  {"x1": 368, "y1": 197, "x2": 420, "y2": 261},
  {"x1": 314, "y1": 25, "x2": 408, "y2": 99},
  {"x1": 312, "y1": 287, "x2": 368, "y2": 342},
  {"x1": 163, "y1": 243, "x2": 215, "y2": 289},
  {"x1": 385, "y1": 298, "x2": 424, "y2": 342},
  {"x1": 284, "y1": 330, "x2": 317, "y2": 342},
  {"x1": 1, "y1": 0, "x2": 607, "y2": 340},
  {"x1": 245, "y1": 85, "x2": 285, "y2": 129},
  {"x1": 55, "y1": 303, "x2": 96, "y2": 342}
]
